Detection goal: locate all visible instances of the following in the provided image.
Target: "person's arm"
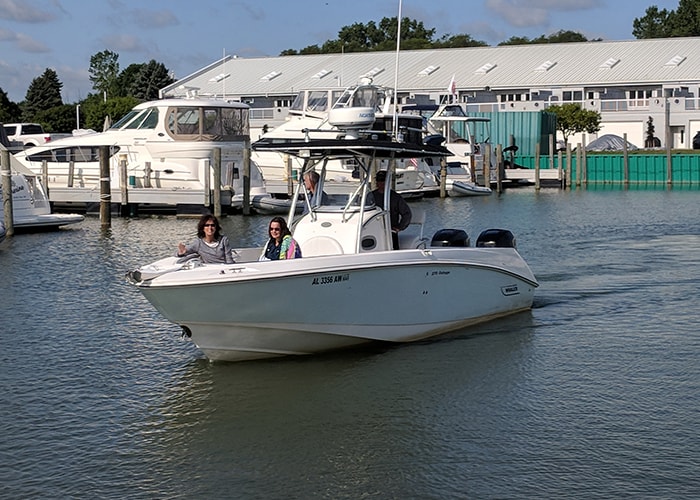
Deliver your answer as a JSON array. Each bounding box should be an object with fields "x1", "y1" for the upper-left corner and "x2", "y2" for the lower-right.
[
  {"x1": 221, "y1": 236, "x2": 235, "y2": 263},
  {"x1": 396, "y1": 195, "x2": 412, "y2": 231},
  {"x1": 176, "y1": 239, "x2": 198, "y2": 257}
]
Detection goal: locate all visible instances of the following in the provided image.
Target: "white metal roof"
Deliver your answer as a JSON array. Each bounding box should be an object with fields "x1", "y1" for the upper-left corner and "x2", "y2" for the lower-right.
[{"x1": 162, "y1": 37, "x2": 700, "y2": 98}]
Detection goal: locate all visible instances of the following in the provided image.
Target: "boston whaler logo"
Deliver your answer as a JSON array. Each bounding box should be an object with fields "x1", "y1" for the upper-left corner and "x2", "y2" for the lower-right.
[{"x1": 501, "y1": 284, "x2": 520, "y2": 296}]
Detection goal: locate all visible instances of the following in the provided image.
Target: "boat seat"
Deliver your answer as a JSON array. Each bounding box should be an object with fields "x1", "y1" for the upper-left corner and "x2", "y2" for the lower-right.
[
  {"x1": 300, "y1": 236, "x2": 344, "y2": 257},
  {"x1": 398, "y1": 207, "x2": 426, "y2": 249}
]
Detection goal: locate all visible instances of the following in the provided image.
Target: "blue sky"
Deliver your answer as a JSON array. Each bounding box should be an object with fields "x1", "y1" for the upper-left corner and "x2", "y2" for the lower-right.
[{"x1": 0, "y1": 0, "x2": 683, "y2": 103}]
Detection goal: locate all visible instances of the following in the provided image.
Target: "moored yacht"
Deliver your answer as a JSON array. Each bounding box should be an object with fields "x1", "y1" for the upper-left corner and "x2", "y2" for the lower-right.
[
  {"x1": 252, "y1": 79, "x2": 440, "y2": 198},
  {"x1": 11, "y1": 98, "x2": 288, "y2": 213}
]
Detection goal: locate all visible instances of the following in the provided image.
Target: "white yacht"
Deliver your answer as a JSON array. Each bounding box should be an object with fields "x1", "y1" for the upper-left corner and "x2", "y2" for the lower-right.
[
  {"x1": 251, "y1": 79, "x2": 440, "y2": 198},
  {"x1": 11, "y1": 98, "x2": 290, "y2": 213}
]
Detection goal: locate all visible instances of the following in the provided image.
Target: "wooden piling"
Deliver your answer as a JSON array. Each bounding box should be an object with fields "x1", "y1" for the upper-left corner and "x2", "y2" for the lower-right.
[
  {"x1": 482, "y1": 143, "x2": 491, "y2": 187},
  {"x1": 243, "y1": 139, "x2": 251, "y2": 215},
  {"x1": 439, "y1": 156, "x2": 447, "y2": 198},
  {"x1": 285, "y1": 154, "x2": 294, "y2": 196},
  {"x1": 534, "y1": 142, "x2": 541, "y2": 190},
  {"x1": 566, "y1": 143, "x2": 572, "y2": 189},
  {"x1": 623, "y1": 133, "x2": 630, "y2": 187},
  {"x1": 42, "y1": 160, "x2": 49, "y2": 199},
  {"x1": 213, "y1": 147, "x2": 221, "y2": 218},
  {"x1": 1, "y1": 148, "x2": 14, "y2": 236},
  {"x1": 575, "y1": 144, "x2": 582, "y2": 188},
  {"x1": 496, "y1": 144, "x2": 503, "y2": 193},
  {"x1": 99, "y1": 146, "x2": 111, "y2": 228},
  {"x1": 119, "y1": 157, "x2": 129, "y2": 208}
]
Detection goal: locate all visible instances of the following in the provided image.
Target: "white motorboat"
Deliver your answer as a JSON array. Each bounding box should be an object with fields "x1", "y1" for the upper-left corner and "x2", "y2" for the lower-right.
[
  {"x1": 252, "y1": 79, "x2": 440, "y2": 198},
  {"x1": 12, "y1": 98, "x2": 264, "y2": 211},
  {"x1": 406, "y1": 103, "x2": 498, "y2": 188},
  {"x1": 126, "y1": 114, "x2": 538, "y2": 362},
  {"x1": 451, "y1": 180, "x2": 493, "y2": 196},
  {"x1": 0, "y1": 149, "x2": 84, "y2": 230}
]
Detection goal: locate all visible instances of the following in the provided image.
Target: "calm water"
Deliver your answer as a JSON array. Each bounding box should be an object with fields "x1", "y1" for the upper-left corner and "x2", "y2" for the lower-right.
[{"x1": 1, "y1": 188, "x2": 699, "y2": 499}]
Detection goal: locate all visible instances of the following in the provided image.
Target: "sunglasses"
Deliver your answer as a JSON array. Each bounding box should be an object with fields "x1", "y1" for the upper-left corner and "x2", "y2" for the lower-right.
[{"x1": 204, "y1": 223, "x2": 216, "y2": 227}]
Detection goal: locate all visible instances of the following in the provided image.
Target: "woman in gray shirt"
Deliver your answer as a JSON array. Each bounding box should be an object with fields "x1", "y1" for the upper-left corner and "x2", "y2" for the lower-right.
[{"x1": 176, "y1": 214, "x2": 234, "y2": 264}]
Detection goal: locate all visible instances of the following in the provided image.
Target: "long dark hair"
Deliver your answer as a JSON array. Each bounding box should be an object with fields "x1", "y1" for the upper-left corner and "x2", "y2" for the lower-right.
[
  {"x1": 197, "y1": 214, "x2": 222, "y2": 239},
  {"x1": 268, "y1": 216, "x2": 291, "y2": 239}
]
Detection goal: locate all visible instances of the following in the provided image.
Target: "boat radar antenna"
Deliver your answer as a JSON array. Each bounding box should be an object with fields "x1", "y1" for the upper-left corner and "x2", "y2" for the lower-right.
[{"x1": 391, "y1": 0, "x2": 403, "y2": 142}]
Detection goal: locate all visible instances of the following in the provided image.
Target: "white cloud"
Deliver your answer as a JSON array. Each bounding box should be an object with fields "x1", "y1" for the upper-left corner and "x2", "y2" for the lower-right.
[
  {"x1": 486, "y1": 0, "x2": 602, "y2": 29},
  {"x1": 0, "y1": 0, "x2": 57, "y2": 22}
]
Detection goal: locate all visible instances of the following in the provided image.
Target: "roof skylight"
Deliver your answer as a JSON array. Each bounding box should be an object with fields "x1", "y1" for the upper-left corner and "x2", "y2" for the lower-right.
[
  {"x1": 535, "y1": 60, "x2": 557, "y2": 72},
  {"x1": 475, "y1": 63, "x2": 496, "y2": 74},
  {"x1": 418, "y1": 65, "x2": 439, "y2": 76},
  {"x1": 261, "y1": 71, "x2": 281, "y2": 81}
]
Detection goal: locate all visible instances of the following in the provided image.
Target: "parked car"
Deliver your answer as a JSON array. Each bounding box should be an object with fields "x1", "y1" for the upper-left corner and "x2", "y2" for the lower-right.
[{"x1": 2, "y1": 123, "x2": 52, "y2": 149}]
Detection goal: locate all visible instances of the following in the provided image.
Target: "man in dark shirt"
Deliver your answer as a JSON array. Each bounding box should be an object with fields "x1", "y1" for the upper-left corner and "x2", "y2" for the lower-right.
[{"x1": 372, "y1": 170, "x2": 412, "y2": 250}]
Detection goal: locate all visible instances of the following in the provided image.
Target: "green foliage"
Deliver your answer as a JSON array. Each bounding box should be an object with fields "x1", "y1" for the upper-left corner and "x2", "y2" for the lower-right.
[
  {"x1": 498, "y1": 30, "x2": 589, "y2": 46},
  {"x1": 433, "y1": 34, "x2": 488, "y2": 48},
  {"x1": 546, "y1": 104, "x2": 601, "y2": 144},
  {"x1": 115, "y1": 63, "x2": 146, "y2": 97},
  {"x1": 22, "y1": 68, "x2": 63, "y2": 121},
  {"x1": 633, "y1": 0, "x2": 700, "y2": 38},
  {"x1": 80, "y1": 94, "x2": 140, "y2": 131},
  {"x1": 89, "y1": 50, "x2": 120, "y2": 97},
  {"x1": 34, "y1": 104, "x2": 77, "y2": 133},
  {"x1": 280, "y1": 16, "x2": 485, "y2": 54},
  {"x1": 129, "y1": 60, "x2": 175, "y2": 101},
  {"x1": 0, "y1": 87, "x2": 22, "y2": 122}
]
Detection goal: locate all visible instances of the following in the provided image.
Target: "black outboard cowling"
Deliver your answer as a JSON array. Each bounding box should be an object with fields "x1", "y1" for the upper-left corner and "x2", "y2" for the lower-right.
[
  {"x1": 431, "y1": 229, "x2": 470, "y2": 247},
  {"x1": 476, "y1": 229, "x2": 516, "y2": 248}
]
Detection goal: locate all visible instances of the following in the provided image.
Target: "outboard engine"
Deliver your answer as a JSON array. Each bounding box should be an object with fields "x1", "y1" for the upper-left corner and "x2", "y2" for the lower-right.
[
  {"x1": 431, "y1": 229, "x2": 470, "y2": 247},
  {"x1": 475, "y1": 229, "x2": 516, "y2": 248}
]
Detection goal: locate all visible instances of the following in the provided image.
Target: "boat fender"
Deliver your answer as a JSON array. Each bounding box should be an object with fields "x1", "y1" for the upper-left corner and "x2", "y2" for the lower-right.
[
  {"x1": 181, "y1": 325, "x2": 192, "y2": 338},
  {"x1": 476, "y1": 229, "x2": 516, "y2": 248},
  {"x1": 430, "y1": 229, "x2": 470, "y2": 247}
]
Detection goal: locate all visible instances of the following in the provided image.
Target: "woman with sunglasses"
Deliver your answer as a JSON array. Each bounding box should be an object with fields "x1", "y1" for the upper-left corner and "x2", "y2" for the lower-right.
[
  {"x1": 261, "y1": 216, "x2": 301, "y2": 260},
  {"x1": 176, "y1": 214, "x2": 234, "y2": 264}
]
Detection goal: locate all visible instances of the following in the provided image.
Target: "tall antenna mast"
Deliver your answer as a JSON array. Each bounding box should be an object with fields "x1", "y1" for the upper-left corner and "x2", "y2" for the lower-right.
[{"x1": 391, "y1": 0, "x2": 402, "y2": 140}]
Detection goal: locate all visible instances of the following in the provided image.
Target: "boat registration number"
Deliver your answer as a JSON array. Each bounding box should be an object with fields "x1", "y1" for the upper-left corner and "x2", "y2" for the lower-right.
[{"x1": 312, "y1": 273, "x2": 350, "y2": 285}]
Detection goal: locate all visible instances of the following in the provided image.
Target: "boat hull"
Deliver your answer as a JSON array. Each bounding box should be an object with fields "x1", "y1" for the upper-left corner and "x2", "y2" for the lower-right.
[{"x1": 134, "y1": 248, "x2": 537, "y2": 361}]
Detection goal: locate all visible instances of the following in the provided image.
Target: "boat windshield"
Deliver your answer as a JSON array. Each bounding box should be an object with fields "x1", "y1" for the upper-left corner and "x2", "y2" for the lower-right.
[
  {"x1": 334, "y1": 86, "x2": 382, "y2": 109},
  {"x1": 123, "y1": 108, "x2": 159, "y2": 130},
  {"x1": 111, "y1": 110, "x2": 141, "y2": 129}
]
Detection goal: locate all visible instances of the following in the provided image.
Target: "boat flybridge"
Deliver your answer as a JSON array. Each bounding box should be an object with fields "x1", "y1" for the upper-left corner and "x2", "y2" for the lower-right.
[
  {"x1": 12, "y1": 98, "x2": 288, "y2": 213},
  {"x1": 126, "y1": 107, "x2": 538, "y2": 362},
  {"x1": 252, "y1": 78, "x2": 440, "y2": 198}
]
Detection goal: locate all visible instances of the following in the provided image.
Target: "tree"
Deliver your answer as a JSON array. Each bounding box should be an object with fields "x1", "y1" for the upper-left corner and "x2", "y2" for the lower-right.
[
  {"x1": 89, "y1": 50, "x2": 120, "y2": 98},
  {"x1": 633, "y1": 6, "x2": 673, "y2": 38},
  {"x1": 546, "y1": 104, "x2": 601, "y2": 145},
  {"x1": 80, "y1": 94, "x2": 140, "y2": 131},
  {"x1": 0, "y1": 87, "x2": 22, "y2": 122},
  {"x1": 279, "y1": 16, "x2": 488, "y2": 54},
  {"x1": 669, "y1": 0, "x2": 700, "y2": 36},
  {"x1": 129, "y1": 60, "x2": 175, "y2": 101},
  {"x1": 633, "y1": 0, "x2": 700, "y2": 38},
  {"x1": 23, "y1": 68, "x2": 63, "y2": 122},
  {"x1": 498, "y1": 30, "x2": 589, "y2": 46},
  {"x1": 434, "y1": 34, "x2": 487, "y2": 48},
  {"x1": 115, "y1": 63, "x2": 146, "y2": 97}
]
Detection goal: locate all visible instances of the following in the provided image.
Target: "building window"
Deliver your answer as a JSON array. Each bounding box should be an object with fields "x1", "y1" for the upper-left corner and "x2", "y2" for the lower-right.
[{"x1": 629, "y1": 90, "x2": 652, "y2": 107}]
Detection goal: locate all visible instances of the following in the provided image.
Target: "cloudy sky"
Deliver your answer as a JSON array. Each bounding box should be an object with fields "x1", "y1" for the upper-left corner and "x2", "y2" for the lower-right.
[{"x1": 0, "y1": 0, "x2": 681, "y2": 103}]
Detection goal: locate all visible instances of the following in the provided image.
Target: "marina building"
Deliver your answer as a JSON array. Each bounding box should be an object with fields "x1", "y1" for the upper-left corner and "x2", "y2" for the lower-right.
[{"x1": 162, "y1": 37, "x2": 700, "y2": 149}]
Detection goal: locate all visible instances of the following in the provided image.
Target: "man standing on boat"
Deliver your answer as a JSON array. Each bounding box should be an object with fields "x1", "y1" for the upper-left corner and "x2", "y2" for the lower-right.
[{"x1": 372, "y1": 170, "x2": 412, "y2": 250}]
